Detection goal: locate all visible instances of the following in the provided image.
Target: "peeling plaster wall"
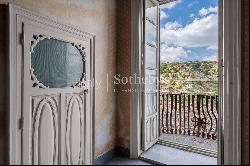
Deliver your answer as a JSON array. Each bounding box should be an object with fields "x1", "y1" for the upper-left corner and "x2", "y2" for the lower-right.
[{"x1": 0, "y1": 0, "x2": 117, "y2": 158}]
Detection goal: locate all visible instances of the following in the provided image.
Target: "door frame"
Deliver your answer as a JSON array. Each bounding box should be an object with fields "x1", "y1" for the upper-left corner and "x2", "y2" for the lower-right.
[
  {"x1": 130, "y1": 0, "x2": 242, "y2": 164},
  {"x1": 130, "y1": 0, "x2": 144, "y2": 158},
  {"x1": 7, "y1": 4, "x2": 96, "y2": 164},
  {"x1": 220, "y1": 0, "x2": 242, "y2": 165}
]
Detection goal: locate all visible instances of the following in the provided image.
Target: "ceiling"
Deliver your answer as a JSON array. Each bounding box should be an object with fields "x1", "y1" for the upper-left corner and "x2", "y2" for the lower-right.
[{"x1": 158, "y1": 0, "x2": 176, "y2": 5}]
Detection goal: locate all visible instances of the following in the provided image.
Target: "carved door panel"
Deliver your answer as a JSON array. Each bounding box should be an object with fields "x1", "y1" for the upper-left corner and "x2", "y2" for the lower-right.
[
  {"x1": 21, "y1": 21, "x2": 92, "y2": 165},
  {"x1": 142, "y1": 0, "x2": 160, "y2": 151}
]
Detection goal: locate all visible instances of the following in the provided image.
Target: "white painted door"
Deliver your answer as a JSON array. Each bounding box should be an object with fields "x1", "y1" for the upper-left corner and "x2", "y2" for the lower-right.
[
  {"x1": 21, "y1": 20, "x2": 93, "y2": 165},
  {"x1": 142, "y1": 0, "x2": 160, "y2": 150}
]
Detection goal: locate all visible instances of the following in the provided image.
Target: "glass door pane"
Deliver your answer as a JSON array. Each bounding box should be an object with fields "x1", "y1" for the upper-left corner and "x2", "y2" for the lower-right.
[{"x1": 142, "y1": 0, "x2": 160, "y2": 150}]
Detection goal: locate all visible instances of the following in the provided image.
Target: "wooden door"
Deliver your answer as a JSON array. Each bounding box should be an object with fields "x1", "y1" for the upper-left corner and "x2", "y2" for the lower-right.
[
  {"x1": 142, "y1": 0, "x2": 160, "y2": 150},
  {"x1": 21, "y1": 20, "x2": 93, "y2": 165}
]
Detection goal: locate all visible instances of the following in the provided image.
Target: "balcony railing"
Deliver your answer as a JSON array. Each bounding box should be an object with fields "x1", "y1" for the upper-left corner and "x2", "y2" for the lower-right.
[{"x1": 160, "y1": 92, "x2": 218, "y2": 140}]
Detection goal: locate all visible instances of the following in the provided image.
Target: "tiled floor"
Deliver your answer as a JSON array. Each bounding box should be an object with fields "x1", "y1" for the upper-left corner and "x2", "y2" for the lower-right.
[
  {"x1": 140, "y1": 144, "x2": 217, "y2": 165},
  {"x1": 106, "y1": 143, "x2": 217, "y2": 165},
  {"x1": 160, "y1": 134, "x2": 217, "y2": 151},
  {"x1": 106, "y1": 157, "x2": 152, "y2": 165}
]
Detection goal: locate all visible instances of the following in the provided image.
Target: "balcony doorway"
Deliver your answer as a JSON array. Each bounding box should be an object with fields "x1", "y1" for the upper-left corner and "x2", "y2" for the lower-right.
[{"x1": 139, "y1": 0, "x2": 219, "y2": 164}]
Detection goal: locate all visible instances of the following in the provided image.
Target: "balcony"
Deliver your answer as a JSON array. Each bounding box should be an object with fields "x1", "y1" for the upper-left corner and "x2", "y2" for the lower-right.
[{"x1": 159, "y1": 92, "x2": 218, "y2": 157}]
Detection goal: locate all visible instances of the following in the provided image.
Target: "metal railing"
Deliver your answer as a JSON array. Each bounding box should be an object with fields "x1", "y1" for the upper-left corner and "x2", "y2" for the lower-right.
[{"x1": 160, "y1": 92, "x2": 218, "y2": 140}]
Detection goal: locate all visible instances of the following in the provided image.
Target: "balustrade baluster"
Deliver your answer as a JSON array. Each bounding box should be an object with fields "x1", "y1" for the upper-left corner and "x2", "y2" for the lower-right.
[
  {"x1": 179, "y1": 94, "x2": 182, "y2": 134},
  {"x1": 192, "y1": 95, "x2": 196, "y2": 136},
  {"x1": 207, "y1": 96, "x2": 212, "y2": 139},
  {"x1": 170, "y1": 94, "x2": 173, "y2": 134},
  {"x1": 197, "y1": 95, "x2": 201, "y2": 137},
  {"x1": 159, "y1": 93, "x2": 218, "y2": 140},
  {"x1": 183, "y1": 94, "x2": 186, "y2": 135},
  {"x1": 166, "y1": 94, "x2": 169, "y2": 133},
  {"x1": 201, "y1": 95, "x2": 206, "y2": 138},
  {"x1": 175, "y1": 94, "x2": 177, "y2": 134},
  {"x1": 188, "y1": 95, "x2": 190, "y2": 135},
  {"x1": 211, "y1": 96, "x2": 217, "y2": 140},
  {"x1": 161, "y1": 94, "x2": 165, "y2": 133}
]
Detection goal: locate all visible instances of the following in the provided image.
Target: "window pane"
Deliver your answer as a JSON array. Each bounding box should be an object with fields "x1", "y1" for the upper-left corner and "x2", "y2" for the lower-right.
[
  {"x1": 145, "y1": 21, "x2": 157, "y2": 46},
  {"x1": 145, "y1": 74, "x2": 157, "y2": 92},
  {"x1": 145, "y1": 92, "x2": 157, "y2": 115},
  {"x1": 145, "y1": 45, "x2": 157, "y2": 69},
  {"x1": 146, "y1": 0, "x2": 158, "y2": 24},
  {"x1": 31, "y1": 38, "x2": 85, "y2": 88}
]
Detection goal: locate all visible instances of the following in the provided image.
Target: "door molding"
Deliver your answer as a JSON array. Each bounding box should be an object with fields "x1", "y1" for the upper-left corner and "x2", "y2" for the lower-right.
[
  {"x1": 221, "y1": 0, "x2": 242, "y2": 165},
  {"x1": 130, "y1": 0, "x2": 144, "y2": 158},
  {"x1": 8, "y1": 4, "x2": 95, "y2": 164}
]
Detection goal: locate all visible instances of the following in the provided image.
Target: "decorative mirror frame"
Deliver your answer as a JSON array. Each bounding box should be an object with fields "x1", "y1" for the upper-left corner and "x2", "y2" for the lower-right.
[{"x1": 30, "y1": 34, "x2": 87, "y2": 89}]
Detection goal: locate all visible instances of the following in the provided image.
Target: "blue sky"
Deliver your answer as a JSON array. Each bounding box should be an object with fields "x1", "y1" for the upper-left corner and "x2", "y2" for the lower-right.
[{"x1": 160, "y1": 0, "x2": 218, "y2": 63}]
